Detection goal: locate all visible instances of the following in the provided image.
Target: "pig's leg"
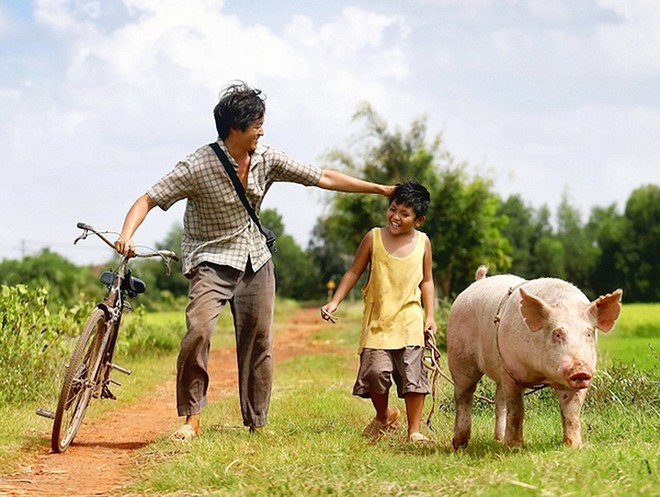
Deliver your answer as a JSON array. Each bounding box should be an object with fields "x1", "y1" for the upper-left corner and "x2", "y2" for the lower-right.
[
  {"x1": 556, "y1": 388, "x2": 587, "y2": 448},
  {"x1": 502, "y1": 380, "x2": 525, "y2": 447},
  {"x1": 451, "y1": 371, "x2": 482, "y2": 449},
  {"x1": 494, "y1": 384, "x2": 506, "y2": 441}
]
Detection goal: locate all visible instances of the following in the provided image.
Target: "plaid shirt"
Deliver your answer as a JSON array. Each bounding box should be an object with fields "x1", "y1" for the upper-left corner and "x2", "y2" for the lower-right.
[{"x1": 147, "y1": 140, "x2": 322, "y2": 275}]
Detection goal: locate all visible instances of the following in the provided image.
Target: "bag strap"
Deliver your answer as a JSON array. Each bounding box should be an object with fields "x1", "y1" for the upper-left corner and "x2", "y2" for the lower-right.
[{"x1": 209, "y1": 142, "x2": 269, "y2": 238}]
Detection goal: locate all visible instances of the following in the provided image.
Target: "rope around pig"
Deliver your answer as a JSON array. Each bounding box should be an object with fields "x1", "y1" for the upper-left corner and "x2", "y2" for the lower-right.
[
  {"x1": 423, "y1": 331, "x2": 494, "y2": 431},
  {"x1": 424, "y1": 284, "x2": 550, "y2": 431},
  {"x1": 494, "y1": 282, "x2": 549, "y2": 394}
]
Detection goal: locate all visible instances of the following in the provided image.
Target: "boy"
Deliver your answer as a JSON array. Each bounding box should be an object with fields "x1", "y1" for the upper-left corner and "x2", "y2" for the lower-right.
[{"x1": 321, "y1": 180, "x2": 436, "y2": 443}]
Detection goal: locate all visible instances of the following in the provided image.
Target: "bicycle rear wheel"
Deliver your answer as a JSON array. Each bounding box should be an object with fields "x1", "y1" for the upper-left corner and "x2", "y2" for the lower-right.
[{"x1": 51, "y1": 307, "x2": 109, "y2": 453}]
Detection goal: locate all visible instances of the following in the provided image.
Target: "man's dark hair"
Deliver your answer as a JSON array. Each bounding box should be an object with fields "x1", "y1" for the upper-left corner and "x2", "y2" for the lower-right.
[
  {"x1": 389, "y1": 179, "x2": 431, "y2": 218},
  {"x1": 214, "y1": 81, "x2": 266, "y2": 139}
]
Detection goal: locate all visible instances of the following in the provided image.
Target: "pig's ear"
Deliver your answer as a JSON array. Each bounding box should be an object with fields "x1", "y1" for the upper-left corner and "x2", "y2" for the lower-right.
[
  {"x1": 588, "y1": 289, "x2": 623, "y2": 333},
  {"x1": 519, "y1": 288, "x2": 551, "y2": 332}
]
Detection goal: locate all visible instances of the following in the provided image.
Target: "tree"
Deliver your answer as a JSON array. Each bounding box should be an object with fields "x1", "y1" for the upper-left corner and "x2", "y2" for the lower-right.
[
  {"x1": 261, "y1": 209, "x2": 320, "y2": 301},
  {"x1": 555, "y1": 193, "x2": 599, "y2": 295},
  {"x1": 586, "y1": 204, "x2": 627, "y2": 297},
  {"x1": 308, "y1": 218, "x2": 355, "y2": 299},
  {"x1": 498, "y1": 195, "x2": 535, "y2": 277},
  {"x1": 311, "y1": 103, "x2": 511, "y2": 298},
  {"x1": 532, "y1": 236, "x2": 565, "y2": 279},
  {"x1": 131, "y1": 222, "x2": 188, "y2": 309},
  {"x1": 0, "y1": 250, "x2": 100, "y2": 307},
  {"x1": 425, "y1": 167, "x2": 510, "y2": 296},
  {"x1": 621, "y1": 185, "x2": 660, "y2": 301}
]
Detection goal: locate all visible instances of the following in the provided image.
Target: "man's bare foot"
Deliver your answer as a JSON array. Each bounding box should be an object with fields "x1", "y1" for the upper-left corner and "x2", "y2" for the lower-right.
[
  {"x1": 185, "y1": 414, "x2": 201, "y2": 434},
  {"x1": 170, "y1": 414, "x2": 201, "y2": 442},
  {"x1": 170, "y1": 424, "x2": 197, "y2": 441}
]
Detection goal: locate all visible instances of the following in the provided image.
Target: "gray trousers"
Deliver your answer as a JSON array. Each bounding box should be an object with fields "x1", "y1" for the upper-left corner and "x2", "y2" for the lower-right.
[{"x1": 177, "y1": 260, "x2": 275, "y2": 427}]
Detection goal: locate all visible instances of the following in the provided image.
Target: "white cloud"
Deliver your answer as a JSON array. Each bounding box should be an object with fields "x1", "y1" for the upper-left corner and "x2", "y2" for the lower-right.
[
  {"x1": 526, "y1": 0, "x2": 570, "y2": 22},
  {"x1": 594, "y1": 0, "x2": 660, "y2": 76},
  {"x1": 1, "y1": 0, "x2": 659, "y2": 264},
  {"x1": 1, "y1": 0, "x2": 416, "y2": 263}
]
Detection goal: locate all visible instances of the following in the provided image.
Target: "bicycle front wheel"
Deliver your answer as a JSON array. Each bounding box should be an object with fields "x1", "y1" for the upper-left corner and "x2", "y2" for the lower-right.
[{"x1": 51, "y1": 307, "x2": 109, "y2": 453}]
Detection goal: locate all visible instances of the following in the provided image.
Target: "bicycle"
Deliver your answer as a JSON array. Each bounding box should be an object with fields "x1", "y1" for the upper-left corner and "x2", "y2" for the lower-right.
[{"x1": 36, "y1": 222, "x2": 178, "y2": 453}]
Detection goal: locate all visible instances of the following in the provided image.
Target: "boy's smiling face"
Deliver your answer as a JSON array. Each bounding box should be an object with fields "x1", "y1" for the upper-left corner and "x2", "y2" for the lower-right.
[{"x1": 386, "y1": 200, "x2": 424, "y2": 235}]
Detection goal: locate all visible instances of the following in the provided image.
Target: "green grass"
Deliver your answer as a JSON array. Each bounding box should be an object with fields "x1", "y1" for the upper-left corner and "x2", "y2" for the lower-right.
[
  {"x1": 2, "y1": 300, "x2": 658, "y2": 496},
  {"x1": 125, "y1": 349, "x2": 658, "y2": 496},
  {"x1": 598, "y1": 303, "x2": 660, "y2": 370},
  {"x1": 121, "y1": 301, "x2": 659, "y2": 497},
  {"x1": 0, "y1": 350, "x2": 180, "y2": 473},
  {"x1": 0, "y1": 298, "x2": 302, "y2": 473}
]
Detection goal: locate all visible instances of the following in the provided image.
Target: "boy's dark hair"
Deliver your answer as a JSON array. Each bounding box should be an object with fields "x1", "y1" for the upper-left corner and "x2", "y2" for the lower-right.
[
  {"x1": 214, "y1": 81, "x2": 266, "y2": 139},
  {"x1": 389, "y1": 180, "x2": 430, "y2": 218}
]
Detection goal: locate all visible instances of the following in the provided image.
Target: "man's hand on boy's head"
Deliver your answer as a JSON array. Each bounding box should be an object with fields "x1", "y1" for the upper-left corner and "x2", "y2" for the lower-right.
[{"x1": 382, "y1": 185, "x2": 396, "y2": 197}]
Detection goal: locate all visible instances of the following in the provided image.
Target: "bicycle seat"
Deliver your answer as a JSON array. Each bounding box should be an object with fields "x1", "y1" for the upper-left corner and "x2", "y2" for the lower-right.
[
  {"x1": 127, "y1": 275, "x2": 146, "y2": 295},
  {"x1": 100, "y1": 271, "x2": 115, "y2": 286},
  {"x1": 99, "y1": 270, "x2": 146, "y2": 295}
]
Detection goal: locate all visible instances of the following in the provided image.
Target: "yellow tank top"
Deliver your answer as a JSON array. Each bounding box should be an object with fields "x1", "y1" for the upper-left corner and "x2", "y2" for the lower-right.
[{"x1": 358, "y1": 227, "x2": 426, "y2": 353}]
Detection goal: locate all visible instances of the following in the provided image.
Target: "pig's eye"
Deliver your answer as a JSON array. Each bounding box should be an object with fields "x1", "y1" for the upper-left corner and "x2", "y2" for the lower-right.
[
  {"x1": 585, "y1": 328, "x2": 595, "y2": 341},
  {"x1": 552, "y1": 329, "x2": 566, "y2": 343}
]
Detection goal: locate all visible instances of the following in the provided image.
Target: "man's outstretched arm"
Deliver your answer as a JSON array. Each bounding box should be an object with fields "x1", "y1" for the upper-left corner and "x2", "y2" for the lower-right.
[{"x1": 317, "y1": 169, "x2": 395, "y2": 197}]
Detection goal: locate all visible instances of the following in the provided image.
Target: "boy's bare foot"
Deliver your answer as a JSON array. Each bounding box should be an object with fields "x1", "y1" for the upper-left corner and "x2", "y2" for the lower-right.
[{"x1": 408, "y1": 432, "x2": 430, "y2": 444}]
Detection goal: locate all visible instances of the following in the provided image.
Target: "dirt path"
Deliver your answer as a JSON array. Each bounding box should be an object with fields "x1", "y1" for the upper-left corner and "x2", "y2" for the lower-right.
[{"x1": 0, "y1": 307, "x2": 333, "y2": 497}]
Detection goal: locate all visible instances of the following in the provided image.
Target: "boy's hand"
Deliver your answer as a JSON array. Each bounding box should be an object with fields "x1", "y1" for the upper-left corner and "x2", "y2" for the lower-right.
[{"x1": 320, "y1": 306, "x2": 338, "y2": 324}]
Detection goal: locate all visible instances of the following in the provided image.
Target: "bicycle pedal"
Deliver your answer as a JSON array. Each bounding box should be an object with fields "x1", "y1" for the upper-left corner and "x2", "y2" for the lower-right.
[
  {"x1": 110, "y1": 363, "x2": 132, "y2": 375},
  {"x1": 101, "y1": 386, "x2": 117, "y2": 400},
  {"x1": 35, "y1": 407, "x2": 55, "y2": 419}
]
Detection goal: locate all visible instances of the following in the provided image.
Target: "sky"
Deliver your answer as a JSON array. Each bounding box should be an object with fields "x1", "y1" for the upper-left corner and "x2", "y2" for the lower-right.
[{"x1": 1, "y1": 0, "x2": 659, "y2": 266}]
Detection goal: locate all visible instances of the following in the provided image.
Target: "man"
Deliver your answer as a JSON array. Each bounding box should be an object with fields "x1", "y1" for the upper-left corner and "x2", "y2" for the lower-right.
[{"x1": 115, "y1": 81, "x2": 394, "y2": 440}]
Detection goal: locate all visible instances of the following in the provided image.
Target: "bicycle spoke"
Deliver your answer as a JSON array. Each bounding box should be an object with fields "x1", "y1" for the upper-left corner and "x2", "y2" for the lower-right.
[{"x1": 51, "y1": 308, "x2": 109, "y2": 453}]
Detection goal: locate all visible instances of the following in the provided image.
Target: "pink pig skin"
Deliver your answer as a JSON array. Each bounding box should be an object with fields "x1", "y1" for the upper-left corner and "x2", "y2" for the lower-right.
[{"x1": 447, "y1": 266, "x2": 622, "y2": 449}]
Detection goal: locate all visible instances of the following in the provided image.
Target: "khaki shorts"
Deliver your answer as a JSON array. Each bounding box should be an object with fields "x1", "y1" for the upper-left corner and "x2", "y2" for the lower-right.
[{"x1": 353, "y1": 346, "x2": 430, "y2": 399}]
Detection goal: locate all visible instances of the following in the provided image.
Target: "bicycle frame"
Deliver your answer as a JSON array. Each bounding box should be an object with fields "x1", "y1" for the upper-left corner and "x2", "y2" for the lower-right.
[
  {"x1": 74, "y1": 222, "x2": 178, "y2": 397},
  {"x1": 38, "y1": 222, "x2": 178, "y2": 452}
]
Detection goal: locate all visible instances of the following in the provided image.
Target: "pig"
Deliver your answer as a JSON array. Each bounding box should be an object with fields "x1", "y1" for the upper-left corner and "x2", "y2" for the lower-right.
[{"x1": 447, "y1": 266, "x2": 622, "y2": 449}]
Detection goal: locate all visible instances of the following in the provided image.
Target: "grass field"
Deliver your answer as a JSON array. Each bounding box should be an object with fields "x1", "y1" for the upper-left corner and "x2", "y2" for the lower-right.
[
  {"x1": 121, "y1": 301, "x2": 658, "y2": 496},
  {"x1": 2, "y1": 300, "x2": 657, "y2": 496},
  {"x1": 598, "y1": 303, "x2": 660, "y2": 370}
]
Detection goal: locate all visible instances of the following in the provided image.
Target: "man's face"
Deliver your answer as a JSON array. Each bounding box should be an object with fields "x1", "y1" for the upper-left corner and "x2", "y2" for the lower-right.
[{"x1": 235, "y1": 116, "x2": 264, "y2": 154}]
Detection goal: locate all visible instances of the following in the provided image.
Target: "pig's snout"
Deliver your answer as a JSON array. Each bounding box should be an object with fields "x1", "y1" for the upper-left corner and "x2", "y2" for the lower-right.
[
  {"x1": 567, "y1": 371, "x2": 592, "y2": 390},
  {"x1": 561, "y1": 361, "x2": 594, "y2": 390}
]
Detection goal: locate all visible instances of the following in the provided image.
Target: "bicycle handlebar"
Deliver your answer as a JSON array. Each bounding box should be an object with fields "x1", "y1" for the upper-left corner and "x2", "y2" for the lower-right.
[{"x1": 75, "y1": 222, "x2": 179, "y2": 261}]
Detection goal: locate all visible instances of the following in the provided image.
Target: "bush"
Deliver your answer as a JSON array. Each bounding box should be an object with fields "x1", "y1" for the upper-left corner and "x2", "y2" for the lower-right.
[
  {"x1": 119, "y1": 306, "x2": 185, "y2": 356},
  {"x1": 588, "y1": 354, "x2": 660, "y2": 411},
  {"x1": 0, "y1": 285, "x2": 92, "y2": 403},
  {"x1": 0, "y1": 250, "x2": 102, "y2": 309},
  {"x1": 0, "y1": 284, "x2": 185, "y2": 406}
]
